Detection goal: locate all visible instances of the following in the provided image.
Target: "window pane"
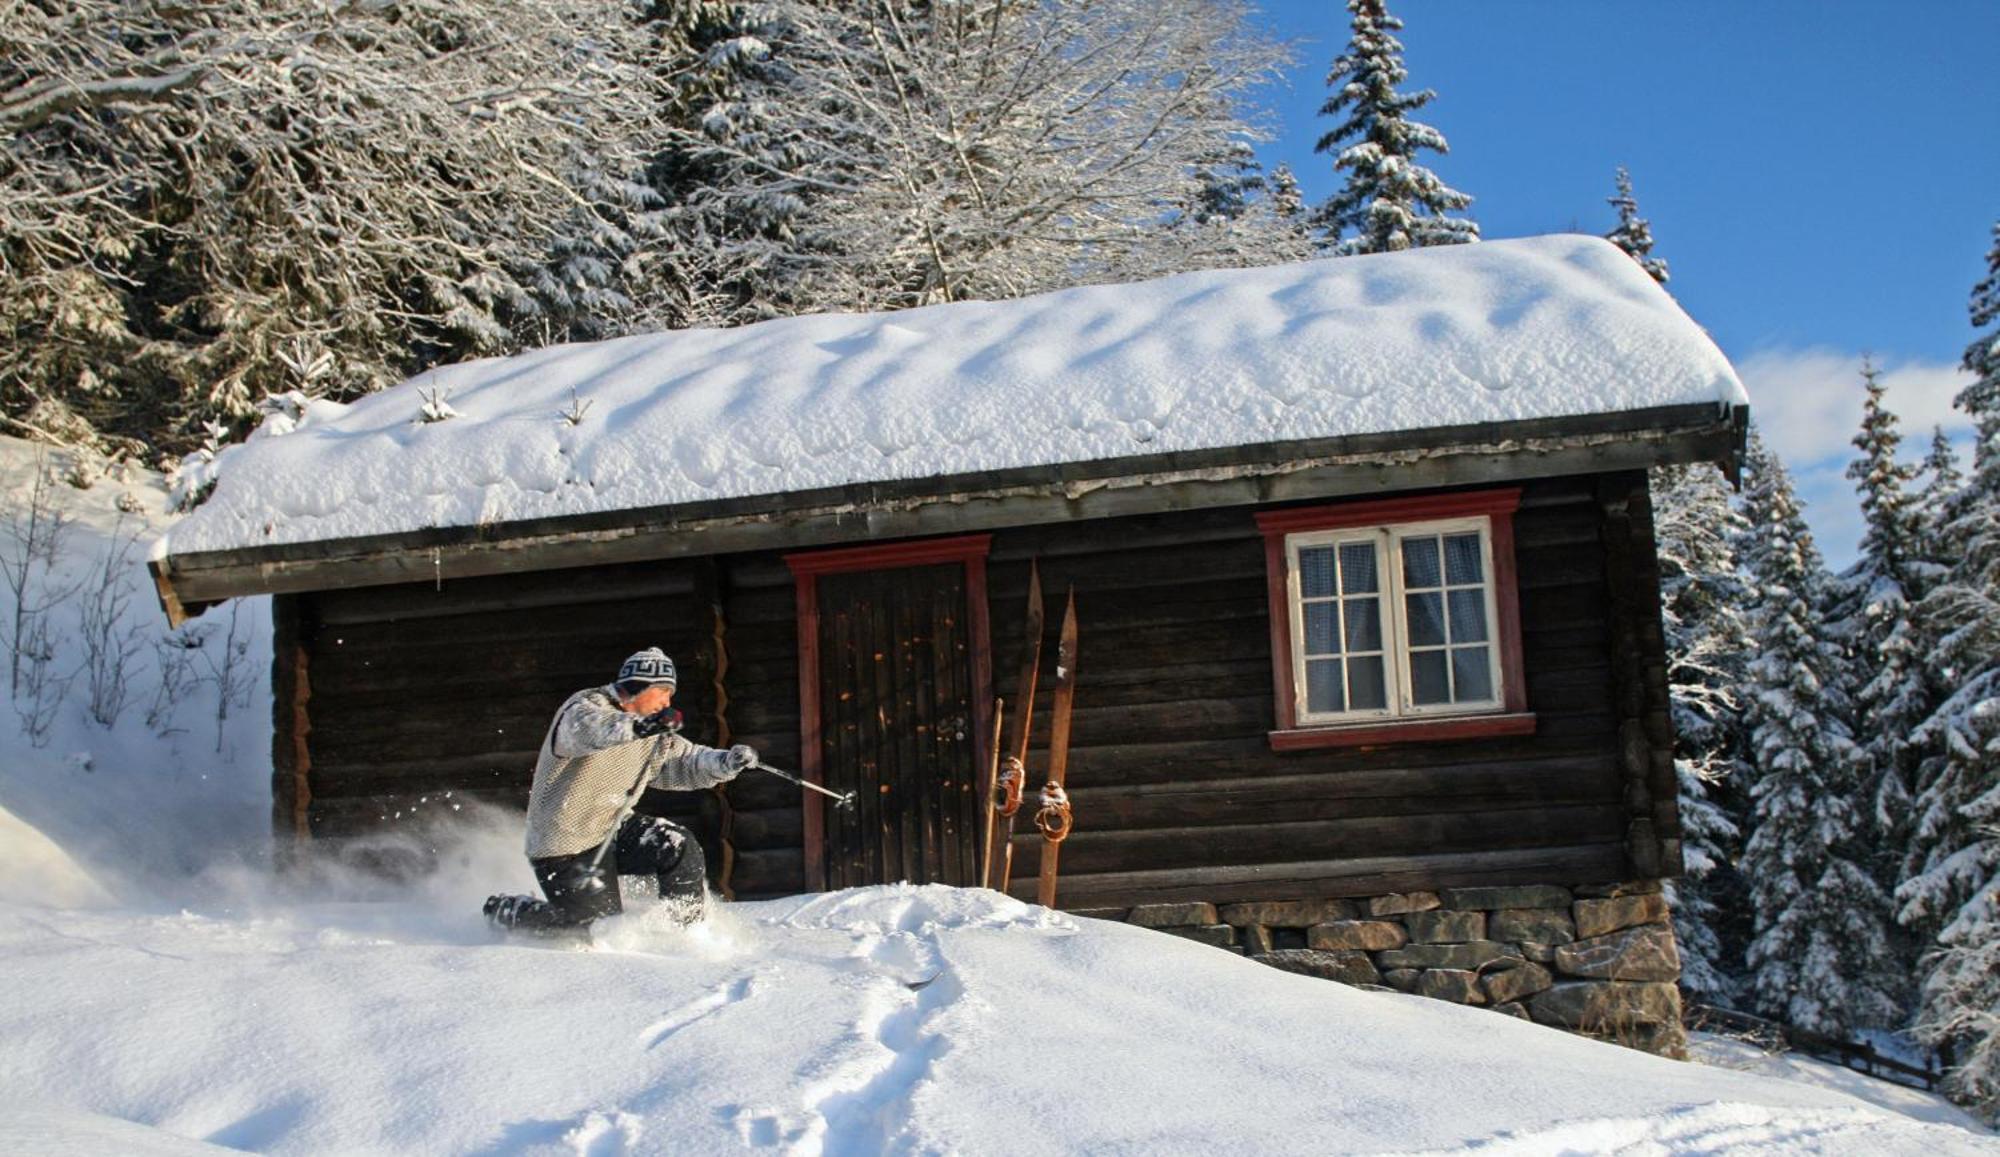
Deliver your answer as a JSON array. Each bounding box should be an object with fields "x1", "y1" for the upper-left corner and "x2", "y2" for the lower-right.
[
  {"x1": 1402, "y1": 536, "x2": 1441, "y2": 588},
  {"x1": 1447, "y1": 589, "x2": 1489, "y2": 643},
  {"x1": 1304, "y1": 602, "x2": 1340, "y2": 655},
  {"x1": 1452, "y1": 646, "x2": 1494, "y2": 702},
  {"x1": 1300, "y1": 546, "x2": 1337, "y2": 599},
  {"x1": 1444, "y1": 533, "x2": 1484, "y2": 585},
  {"x1": 1348, "y1": 656, "x2": 1387, "y2": 709},
  {"x1": 1406, "y1": 592, "x2": 1445, "y2": 646},
  {"x1": 1306, "y1": 658, "x2": 1344, "y2": 714},
  {"x1": 1339, "y1": 542, "x2": 1378, "y2": 594},
  {"x1": 1343, "y1": 597, "x2": 1382, "y2": 653},
  {"x1": 1411, "y1": 650, "x2": 1450, "y2": 705}
]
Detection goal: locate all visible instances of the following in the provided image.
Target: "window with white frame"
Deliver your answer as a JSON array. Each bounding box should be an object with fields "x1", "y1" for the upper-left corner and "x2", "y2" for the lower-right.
[{"x1": 1286, "y1": 518, "x2": 1505, "y2": 725}]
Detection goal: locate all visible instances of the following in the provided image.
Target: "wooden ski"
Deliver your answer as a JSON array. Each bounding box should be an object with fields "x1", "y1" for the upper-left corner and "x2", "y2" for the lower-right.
[
  {"x1": 978, "y1": 697, "x2": 1006, "y2": 889},
  {"x1": 1035, "y1": 588, "x2": 1078, "y2": 909},
  {"x1": 985, "y1": 561, "x2": 1043, "y2": 891}
]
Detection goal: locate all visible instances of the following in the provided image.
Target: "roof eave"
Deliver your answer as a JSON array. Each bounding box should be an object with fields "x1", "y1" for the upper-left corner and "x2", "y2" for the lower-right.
[{"x1": 152, "y1": 401, "x2": 1749, "y2": 626}]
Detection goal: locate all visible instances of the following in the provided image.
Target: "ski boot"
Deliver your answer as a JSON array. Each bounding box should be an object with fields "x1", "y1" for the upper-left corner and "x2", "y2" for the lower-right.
[{"x1": 483, "y1": 893, "x2": 590, "y2": 942}]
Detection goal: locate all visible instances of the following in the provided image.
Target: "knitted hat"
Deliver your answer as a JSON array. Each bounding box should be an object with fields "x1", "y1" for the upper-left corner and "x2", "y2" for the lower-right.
[{"x1": 617, "y1": 647, "x2": 677, "y2": 688}]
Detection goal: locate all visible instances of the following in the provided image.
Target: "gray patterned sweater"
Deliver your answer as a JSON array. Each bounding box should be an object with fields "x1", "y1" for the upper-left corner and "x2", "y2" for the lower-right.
[{"x1": 523, "y1": 686, "x2": 732, "y2": 858}]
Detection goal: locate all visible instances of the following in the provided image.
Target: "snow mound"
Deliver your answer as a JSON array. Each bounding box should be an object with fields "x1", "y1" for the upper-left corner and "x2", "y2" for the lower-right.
[
  {"x1": 0, "y1": 804, "x2": 115, "y2": 908},
  {"x1": 2, "y1": 882, "x2": 1988, "y2": 1155},
  {"x1": 0, "y1": 1107, "x2": 241, "y2": 1156},
  {"x1": 162, "y1": 234, "x2": 1747, "y2": 556}
]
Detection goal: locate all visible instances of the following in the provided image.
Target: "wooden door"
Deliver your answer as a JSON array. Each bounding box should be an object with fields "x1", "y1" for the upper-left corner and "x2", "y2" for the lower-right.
[{"x1": 788, "y1": 537, "x2": 994, "y2": 891}]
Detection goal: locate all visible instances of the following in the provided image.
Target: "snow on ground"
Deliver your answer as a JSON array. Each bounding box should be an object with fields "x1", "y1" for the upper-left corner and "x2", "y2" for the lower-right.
[
  {"x1": 0, "y1": 807, "x2": 1994, "y2": 1157},
  {"x1": 161, "y1": 234, "x2": 1748, "y2": 556},
  {"x1": 1689, "y1": 1032, "x2": 1984, "y2": 1131}
]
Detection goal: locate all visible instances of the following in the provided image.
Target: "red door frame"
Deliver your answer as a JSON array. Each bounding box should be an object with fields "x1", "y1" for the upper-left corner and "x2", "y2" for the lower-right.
[{"x1": 784, "y1": 535, "x2": 996, "y2": 892}]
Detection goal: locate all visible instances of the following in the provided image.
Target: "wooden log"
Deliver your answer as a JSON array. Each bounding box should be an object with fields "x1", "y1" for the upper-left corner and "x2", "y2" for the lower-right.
[
  {"x1": 1058, "y1": 730, "x2": 1611, "y2": 789},
  {"x1": 989, "y1": 539, "x2": 1267, "y2": 596},
  {"x1": 726, "y1": 806, "x2": 804, "y2": 850},
  {"x1": 306, "y1": 592, "x2": 705, "y2": 650},
  {"x1": 1520, "y1": 584, "x2": 1609, "y2": 629},
  {"x1": 1072, "y1": 756, "x2": 1620, "y2": 830},
  {"x1": 726, "y1": 773, "x2": 801, "y2": 814},
  {"x1": 311, "y1": 562, "x2": 699, "y2": 625},
  {"x1": 728, "y1": 848, "x2": 805, "y2": 896},
  {"x1": 1008, "y1": 659, "x2": 1269, "y2": 711},
  {"x1": 1011, "y1": 843, "x2": 1633, "y2": 908},
  {"x1": 987, "y1": 509, "x2": 1260, "y2": 563},
  {"x1": 718, "y1": 585, "x2": 797, "y2": 628},
  {"x1": 1524, "y1": 668, "x2": 1616, "y2": 712},
  {"x1": 1511, "y1": 545, "x2": 1605, "y2": 589},
  {"x1": 1010, "y1": 803, "x2": 1629, "y2": 876},
  {"x1": 1059, "y1": 695, "x2": 1273, "y2": 745}
]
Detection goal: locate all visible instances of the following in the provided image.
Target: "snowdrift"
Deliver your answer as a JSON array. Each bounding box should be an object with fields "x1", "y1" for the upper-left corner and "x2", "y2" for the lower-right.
[
  {"x1": 0, "y1": 804, "x2": 113, "y2": 908},
  {"x1": 0, "y1": 882, "x2": 1989, "y2": 1155}
]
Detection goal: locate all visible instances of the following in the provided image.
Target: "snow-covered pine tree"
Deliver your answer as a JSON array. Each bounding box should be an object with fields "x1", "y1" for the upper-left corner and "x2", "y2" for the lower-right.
[
  {"x1": 1914, "y1": 426, "x2": 1968, "y2": 539},
  {"x1": 1190, "y1": 142, "x2": 1268, "y2": 227},
  {"x1": 1626, "y1": 201, "x2": 1745, "y2": 1003},
  {"x1": 1652, "y1": 462, "x2": 1752, "y2": 1004},
  {"x1": 1899, "y1": 425, "x2": 1971, "y2": 945},
  {"x1": 0, "y1": 0, "x2": 668, "y2": 454},
  {"x1": 1829, "y1": 361, "x2": 1928, "y2": 873},
  {"x1": 1902, "y1": 222, "x2": 2000, "y2": 1113},
  {"x1": 1735, "y1": 433, "x2": 1903, "y2": 1035},
  {"x1": 1309, "y1": 0, "x2": 1478, "y2": 255},
  {"x1": 661, "y1": 0, "x2": 1291, "y2": 318},
  {"x1": 1269, "y1": 164, "x2": 1308, "y2": 225},
  {"x1": 642, "y1": 1, "x2": 812, "y2": 328},
  {"x1": 1606, "y1": 167, "x2": 1669, "y2": 284}
]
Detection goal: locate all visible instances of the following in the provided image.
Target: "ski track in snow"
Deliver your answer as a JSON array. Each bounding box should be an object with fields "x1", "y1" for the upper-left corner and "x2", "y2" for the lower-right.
[
  {"x1": 639, "y1": 970, "x2": 765, "y2": 1051},
  {"x1": 729, "y1": 891, "x2": 970, "y2": 1156}
]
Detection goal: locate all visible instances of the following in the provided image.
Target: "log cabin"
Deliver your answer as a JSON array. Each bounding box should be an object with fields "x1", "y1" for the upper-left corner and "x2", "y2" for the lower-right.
[{"x1": 151, "y1": 235, "x2": 1748, "y2": 1053}]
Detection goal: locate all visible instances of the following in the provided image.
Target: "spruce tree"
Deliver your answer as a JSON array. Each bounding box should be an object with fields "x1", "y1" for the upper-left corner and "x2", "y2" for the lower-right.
[
  {"x1": 1269, "y1": 163, "x2": 1308, "y2": 225},
  {"x1": 1902, "y1": 223, "x2": 2000, "y2": 1113},
  {"x1": 1606, "y1": 167, "x2": 1669, "y2": 285},
  {"x1": 1653, "y1": 463, "x2": 1752, "y2": 1004},
  {"x1": 1310, "y1": 0, "x2": 1477, "y2": 255},
  {"x1": 1831, "y1": 361, "x2": 1927, "y2": 864},
  {"x1": 1736, "y1": 434, "x2": 1902, "y2": 1035}
]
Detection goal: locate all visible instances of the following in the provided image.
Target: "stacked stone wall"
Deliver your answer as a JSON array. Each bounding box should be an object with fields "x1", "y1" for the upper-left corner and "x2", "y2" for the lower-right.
[{"x1": 1082, "y1": 881, "x2": 1685, "y2": 1058}]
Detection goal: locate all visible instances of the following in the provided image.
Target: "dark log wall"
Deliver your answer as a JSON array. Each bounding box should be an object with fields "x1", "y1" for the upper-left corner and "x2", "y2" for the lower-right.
[
  {"x1": 276, "y1": 471, "x2": 1674, "y2": 907},
  {"x1": 979, "y1": 471, "x2": 1671, "y2": 909},
  {"x1": 285, "y1": 553, "x2": 807, "y2": 897}
]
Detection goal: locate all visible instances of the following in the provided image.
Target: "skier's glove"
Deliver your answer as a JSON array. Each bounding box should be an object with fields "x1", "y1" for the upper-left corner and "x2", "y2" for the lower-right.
[
  {"x1": 632, "y1": 707, "x2": 684, "y2": 739},
  {"x1": 725, "y1": 744, "x2": 758, "y2": 777}
]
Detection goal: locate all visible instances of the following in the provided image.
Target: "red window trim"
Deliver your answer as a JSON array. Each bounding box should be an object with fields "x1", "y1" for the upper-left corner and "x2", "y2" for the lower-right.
[
  {"x1": 783, "y1": 534, "x2": 995, "y2": 892},
  {"x1": 1254, "y1": 489, "x2": 1531, "y2": 751}
]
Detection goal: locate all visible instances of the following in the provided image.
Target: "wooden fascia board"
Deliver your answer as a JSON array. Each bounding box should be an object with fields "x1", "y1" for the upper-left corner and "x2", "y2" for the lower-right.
[{"x1": 152, "y1": 403, "x2": 1747, "y2": 624}]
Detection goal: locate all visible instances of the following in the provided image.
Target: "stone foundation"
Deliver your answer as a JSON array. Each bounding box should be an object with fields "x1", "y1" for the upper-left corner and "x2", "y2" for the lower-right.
[{"x1": 1083, "y1": 882, "x2": 1685, "y2": 1058}]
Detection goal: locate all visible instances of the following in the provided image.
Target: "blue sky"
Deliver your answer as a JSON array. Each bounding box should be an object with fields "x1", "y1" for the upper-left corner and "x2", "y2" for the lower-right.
[{"x1": 1248, "y1": 0, "x2": 2000, "y2": 566}]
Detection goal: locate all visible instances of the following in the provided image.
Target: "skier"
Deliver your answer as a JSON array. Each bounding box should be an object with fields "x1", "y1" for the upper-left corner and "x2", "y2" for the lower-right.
[{"x1": 483, "y1": 647, "x2": 756, "y2": 936}]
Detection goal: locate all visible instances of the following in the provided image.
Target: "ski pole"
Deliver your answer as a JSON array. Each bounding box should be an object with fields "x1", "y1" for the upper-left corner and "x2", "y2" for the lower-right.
[{"x1": 751, "y1": 761, "x2": 857, "y2": 811}]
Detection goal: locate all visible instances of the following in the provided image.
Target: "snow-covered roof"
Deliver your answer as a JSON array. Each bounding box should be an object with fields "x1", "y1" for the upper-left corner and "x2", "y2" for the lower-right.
[{"x1": 161, "y1": 234, "x2": 1746, "y2": 560}]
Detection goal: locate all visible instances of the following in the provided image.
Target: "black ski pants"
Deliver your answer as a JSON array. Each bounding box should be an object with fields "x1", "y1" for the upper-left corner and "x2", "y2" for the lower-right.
[{"x1": 526, "y1": 814, "x2": 707, "y2": 927}]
